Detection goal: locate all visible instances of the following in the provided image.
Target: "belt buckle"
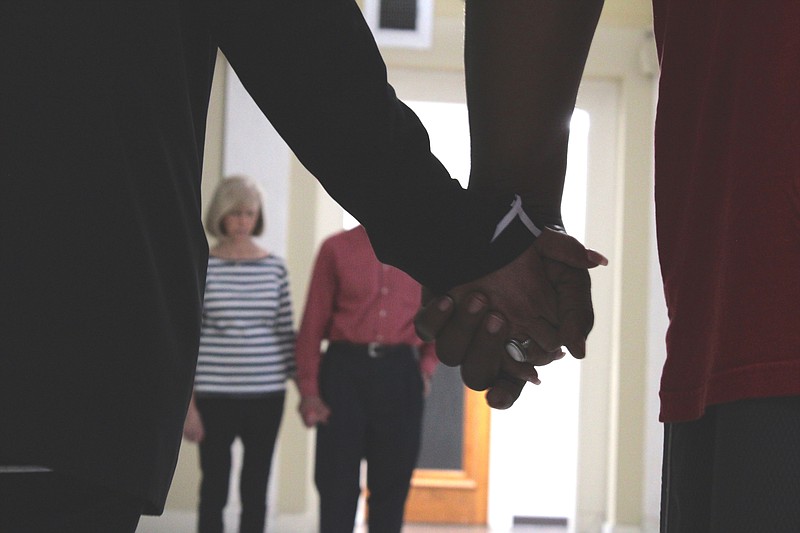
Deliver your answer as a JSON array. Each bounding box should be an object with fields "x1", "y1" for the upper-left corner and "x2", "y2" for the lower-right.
[{"x1": 367, "y1": 342, "x2": 382, "y2": 358}]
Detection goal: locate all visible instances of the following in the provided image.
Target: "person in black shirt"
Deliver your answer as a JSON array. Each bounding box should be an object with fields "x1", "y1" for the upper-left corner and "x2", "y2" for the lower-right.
[{"x1": 0, "y1": 2, "x2": 601, "y2": 531}]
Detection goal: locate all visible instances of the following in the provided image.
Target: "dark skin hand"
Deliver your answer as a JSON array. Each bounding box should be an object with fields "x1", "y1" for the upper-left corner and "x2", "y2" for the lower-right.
[
  {"x1": 415, "y1": 0, "x2": 606, "y2": 408},
  {"x1": 415, "y1": 229, "x2": 605, "y2": 409}
]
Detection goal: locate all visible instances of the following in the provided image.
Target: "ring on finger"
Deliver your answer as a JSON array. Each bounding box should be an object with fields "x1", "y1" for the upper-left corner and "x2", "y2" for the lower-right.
[{"x1": 505, "y1": 337, "x2": 533, "y2": 363}]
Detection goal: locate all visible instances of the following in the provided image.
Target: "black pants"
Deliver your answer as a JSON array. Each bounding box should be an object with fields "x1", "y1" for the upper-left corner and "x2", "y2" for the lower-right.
[
  {"x1": 196, "y1": 393, "x2": 285, "y2": 533},
  {"x1": 315, "y1": 343, "x2": 424, "y2": 533},
  {"x1": 661, "y1": 395, "x2": 800, "y2": 533},
  {"x1": 0, "y1": 471, "x2": 144, "y2": 533}
]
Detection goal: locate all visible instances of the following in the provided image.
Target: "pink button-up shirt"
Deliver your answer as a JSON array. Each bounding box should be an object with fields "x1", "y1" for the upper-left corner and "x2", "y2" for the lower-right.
[{"x1": 295, "y1": 226, "x2": 437, "y2": 397}]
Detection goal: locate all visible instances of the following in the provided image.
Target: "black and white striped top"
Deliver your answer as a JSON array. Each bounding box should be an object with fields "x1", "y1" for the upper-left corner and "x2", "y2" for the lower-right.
[{"x1": 194, "y1": 256, "x2": 296, "y2": 397}]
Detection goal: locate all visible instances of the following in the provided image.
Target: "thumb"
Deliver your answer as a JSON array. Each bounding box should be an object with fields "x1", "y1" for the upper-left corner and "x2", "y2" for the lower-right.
[{"x1": 535, "y1": 228, "x2": 608, "y2": 269}]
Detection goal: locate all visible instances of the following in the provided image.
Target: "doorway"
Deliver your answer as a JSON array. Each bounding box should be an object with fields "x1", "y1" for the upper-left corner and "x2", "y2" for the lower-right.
[{"x1": 390, "y1": 79, "x2": 618, "y2": 528}]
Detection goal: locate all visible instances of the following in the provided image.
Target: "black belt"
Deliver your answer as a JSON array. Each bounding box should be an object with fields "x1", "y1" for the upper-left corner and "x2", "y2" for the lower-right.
[{"x1": 328, "y1": 341, "x2": 417, "y2": 359}]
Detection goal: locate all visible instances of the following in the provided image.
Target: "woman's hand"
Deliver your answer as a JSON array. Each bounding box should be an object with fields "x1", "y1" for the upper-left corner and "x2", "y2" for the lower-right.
[{"x1": 183, "y1": 402, "x2": 205, "y2": 443}]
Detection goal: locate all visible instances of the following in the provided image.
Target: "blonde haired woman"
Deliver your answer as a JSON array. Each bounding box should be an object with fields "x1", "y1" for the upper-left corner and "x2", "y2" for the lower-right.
[{"x1": 184, "y1": 176, "x2": 295, "y2": 533}]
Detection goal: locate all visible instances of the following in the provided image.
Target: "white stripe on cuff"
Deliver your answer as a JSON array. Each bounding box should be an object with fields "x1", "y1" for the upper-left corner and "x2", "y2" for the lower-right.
[{"x1": 491, "y1": 194, "x2": 542, "y2": 243}]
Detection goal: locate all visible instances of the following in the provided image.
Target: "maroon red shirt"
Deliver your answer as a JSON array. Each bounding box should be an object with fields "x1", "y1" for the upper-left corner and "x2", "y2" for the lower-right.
[
  {"x1": 653, "y1": 1, "x2": 800, "y2": 421},
  {"x1": 295, "y1": 226, "x2": 437, "y2": 398}
]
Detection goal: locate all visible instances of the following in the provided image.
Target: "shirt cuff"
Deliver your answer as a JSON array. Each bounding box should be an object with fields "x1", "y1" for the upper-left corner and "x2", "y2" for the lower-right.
[{"x1": 367, "y1": 189, "x2": 561, "y2": 293}]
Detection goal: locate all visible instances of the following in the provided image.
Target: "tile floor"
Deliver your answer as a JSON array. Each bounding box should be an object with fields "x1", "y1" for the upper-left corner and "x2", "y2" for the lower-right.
[{"x1": 136, "y1": 511, "x2": 567, "y2": 533}]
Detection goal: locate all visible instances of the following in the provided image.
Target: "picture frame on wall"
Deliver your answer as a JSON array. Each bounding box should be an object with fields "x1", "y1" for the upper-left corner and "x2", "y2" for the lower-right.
[{"x1": 363, "y1": 0, "x2": 433, "y2": 49}]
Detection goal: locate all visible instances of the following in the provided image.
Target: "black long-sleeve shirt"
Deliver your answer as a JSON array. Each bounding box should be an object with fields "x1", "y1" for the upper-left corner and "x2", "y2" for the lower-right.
[{"x1": 1, "y1": 1, "x2": 534, "y2": 512}]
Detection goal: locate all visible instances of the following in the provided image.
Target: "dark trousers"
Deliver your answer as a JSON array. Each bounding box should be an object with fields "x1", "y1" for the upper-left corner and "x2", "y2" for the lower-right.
[
  {"x1": 661, "y1": 395, "x2": 800, "y2": 533},
  {"x1": 196, "y1": 393, "x2": 285, "y2": 533},
  {"x1": 315, "y1": 343, "x2": 424, "y2": 533},
  {"x1": 0, "y1": 471, "x2": 144, "y2": 533}
]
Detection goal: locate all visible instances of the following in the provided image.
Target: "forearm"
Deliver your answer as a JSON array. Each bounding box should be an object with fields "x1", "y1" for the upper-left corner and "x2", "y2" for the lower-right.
[
  {"x1": 218, "y1": 0, "x2": 536, "y2": 292},
  {"x1": 294, "y1": 315, "x2": 324, "y2": 396},
  {"x1": 295, "y1": 249, "x2": 334, "y2": 397},
  {"x1": 294, "y1": 330, "x2": 324, "y2": 397},
  {"x1": 465, "y1": 0, "x2": 604, "y2": 220}
]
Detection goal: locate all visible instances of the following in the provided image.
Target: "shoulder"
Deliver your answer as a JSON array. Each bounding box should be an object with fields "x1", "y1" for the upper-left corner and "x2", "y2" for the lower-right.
[
  {"x1": 322, "y1": 226, "x2": 368, "y2": 252},
  {"x1": 259, "y1": 254, "x2": 288, "y2": 275},
  {"x1": 322, "y1": 228, "x2": 349, "y2": 246},
  {"x1": 206, "y1": 256, "x2": 226, "y2": 270},
  {"x1": 317, "y1": 230, "x2": 345, "y2": 259},
  {"x1": 262, "y1": 253, "x2": 286, "y2": 265}
]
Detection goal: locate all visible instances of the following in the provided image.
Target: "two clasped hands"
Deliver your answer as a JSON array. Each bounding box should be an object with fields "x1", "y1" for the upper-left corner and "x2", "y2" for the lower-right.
[{"x1": 415, "y1": 228, "x2": 608, "y2": 409}]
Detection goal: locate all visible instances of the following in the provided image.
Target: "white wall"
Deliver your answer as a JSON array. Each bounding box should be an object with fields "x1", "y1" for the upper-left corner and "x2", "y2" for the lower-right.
[{"x1": 222, "y1": 64, "x2": 292, "y2": 258}]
